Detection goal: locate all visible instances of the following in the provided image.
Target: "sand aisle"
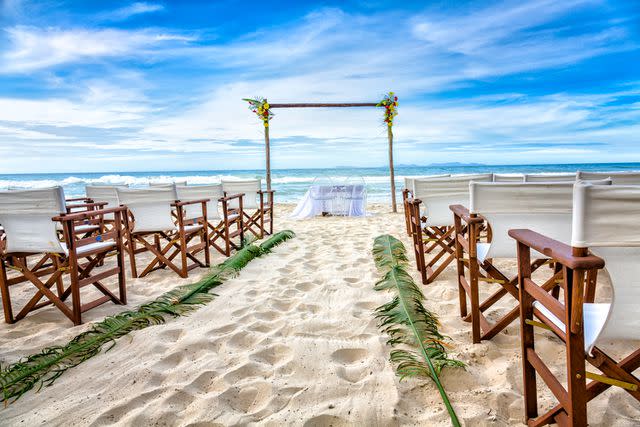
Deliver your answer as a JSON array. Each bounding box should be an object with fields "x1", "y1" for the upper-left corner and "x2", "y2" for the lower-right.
[{"x1": 0, "y1": 205, "x2": 638, "y2": 426}]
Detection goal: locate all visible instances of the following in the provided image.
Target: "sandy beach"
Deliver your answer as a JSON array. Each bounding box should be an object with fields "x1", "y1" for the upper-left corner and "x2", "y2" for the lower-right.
[{"x1": 0, "y1": 204, "x2": 638, "y2": 426}]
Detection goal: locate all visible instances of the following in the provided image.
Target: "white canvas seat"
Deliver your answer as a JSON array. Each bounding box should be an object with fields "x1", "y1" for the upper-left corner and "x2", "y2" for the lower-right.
[
  {"x1": 117, "y1": 186, "x2": 209, "y2": 278},
  {"x1": 176, "y1": 184, "x2": 244, "y2": 256},
  {"x1": 0, "y1": 187, "x2": 127, "y2": 325},
  {"x1": 524, "y1": 172, "x2": 576, "y2": 182},
  {"x1": 511, "y1": 182, "x2": 640, "y2": 426},
  {"x1": 222, "y1": 179, "x2": 274, "y2": 238},
  {"x1": 576, "y1": 170, "x2": 640, "y2": 184},
  {"x1": 408, "y1": 173, "x2": 493, "y2": 285}
]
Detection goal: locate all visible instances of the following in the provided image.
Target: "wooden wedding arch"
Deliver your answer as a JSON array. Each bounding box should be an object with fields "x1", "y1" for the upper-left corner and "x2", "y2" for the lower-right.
[{"x1": 244, "y1": 94, "x2": 400, "y2": 212}]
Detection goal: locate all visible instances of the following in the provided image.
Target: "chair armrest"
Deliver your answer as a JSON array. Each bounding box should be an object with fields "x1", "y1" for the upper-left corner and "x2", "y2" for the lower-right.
[
  {"x1": 449, "y1": 204, "x2": 483, "y2": 224},
  {"x1": 67, "y1": 202, "x2": 107, "y2": 210},
  {"x1": 66, "y1": 197, "x2": 91, "y2": 203},
  {"x1": 258, "y1": 190, "x2": 275, "y2": 194},
  {"x1": 508, "y1": 229, "x2": 605, "y2": 270},
  {"x1": 219, "y1": 193, "x2": 244, "y2": 202},
  {"x1": 173, "y1": 198, "x2": 210, "y2": 207},
  {"x1": 53, "y1": 206, "x2": 128, "y2": 222}
]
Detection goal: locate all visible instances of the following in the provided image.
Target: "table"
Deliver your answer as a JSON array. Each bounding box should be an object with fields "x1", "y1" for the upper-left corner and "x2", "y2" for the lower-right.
[{"x1": 289, "y1": 184, "x2": 367, "y2": 219}]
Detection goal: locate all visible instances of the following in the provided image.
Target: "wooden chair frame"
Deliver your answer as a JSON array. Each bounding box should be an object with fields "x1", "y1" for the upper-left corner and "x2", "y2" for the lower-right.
[
  {"x1": 408, "y1": 198, "x2": 457, "y2": 284},
  {"x1": 402, "y1": 188, "x2": 412, "y2": 236},
  {"x1": 124, "y1": 199, "x2": 210, "y2": 278},
  {"x1": 0, "y1": 206, "x2": 127, "y2": 325},
  {"x1": 450, "y1": 204, "x2": 562, "y2": 343},
  {"x1": 183, "y1": 194, "x2": 244, "y2": 257},
  {"x1": 510, "y1": 229, "x2": 638, "y2": 426},
  {"x1": 233, "y1": 190, "x2": 274, "y2": 239}
]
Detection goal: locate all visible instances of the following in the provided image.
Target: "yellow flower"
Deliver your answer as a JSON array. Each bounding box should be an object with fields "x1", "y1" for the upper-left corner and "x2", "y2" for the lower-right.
[
  {"x1": 263, "y1": 102, "x2": 270, "y2": 109},
  {"x1": 264, "y1": 122, "x2": 269, "y2": 127}
]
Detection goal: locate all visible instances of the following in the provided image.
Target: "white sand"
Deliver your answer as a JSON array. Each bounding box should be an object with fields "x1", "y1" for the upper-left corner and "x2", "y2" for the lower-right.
[{"x1": 0, "y1": 204, "x2": 638, "y2": 426}]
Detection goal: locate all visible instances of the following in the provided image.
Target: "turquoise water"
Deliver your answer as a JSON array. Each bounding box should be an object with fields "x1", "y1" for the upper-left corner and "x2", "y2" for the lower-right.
[{"x1": 1, "y1": 163, "x2": 639, "y2": 203}]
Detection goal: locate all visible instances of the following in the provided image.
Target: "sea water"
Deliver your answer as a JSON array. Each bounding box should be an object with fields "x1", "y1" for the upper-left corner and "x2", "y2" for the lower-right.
[{"x1": 1, "y1": 163, "x2": 639, "y2": 203}]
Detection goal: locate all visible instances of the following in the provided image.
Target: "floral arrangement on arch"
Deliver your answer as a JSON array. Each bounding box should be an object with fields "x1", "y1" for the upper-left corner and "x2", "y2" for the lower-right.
[
  {"x1": 243, "y1": 97, "x2": 273, "y2": 127},
  {"x1": 377, "y1": 92, "x2": 398, "y2": 127}
]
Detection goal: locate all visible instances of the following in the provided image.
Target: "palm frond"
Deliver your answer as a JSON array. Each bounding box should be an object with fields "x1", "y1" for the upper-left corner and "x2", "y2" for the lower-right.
[
  {"x1": 0, "y1": 230, "x2": 295, "y2": 404},
  {"x1": 372, "y1": 235, "x2": 463, "y2": 427},
  {"x1": 372, "y1": 235, "x2": 408, "y2": 270}
]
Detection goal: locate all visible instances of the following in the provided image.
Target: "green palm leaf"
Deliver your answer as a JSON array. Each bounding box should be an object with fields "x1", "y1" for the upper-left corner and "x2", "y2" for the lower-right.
[
  {"x1": 372, "y1": 235, "x2": 463, "y2": 427},
  {"x1": 0, "y1": 230, "x2": 295, "y2": 404}
]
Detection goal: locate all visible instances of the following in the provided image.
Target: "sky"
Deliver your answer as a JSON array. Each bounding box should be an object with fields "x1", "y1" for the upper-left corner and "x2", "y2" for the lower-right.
[{"x1": 0, "y1": 0, "x2": 639, "y2": 173}]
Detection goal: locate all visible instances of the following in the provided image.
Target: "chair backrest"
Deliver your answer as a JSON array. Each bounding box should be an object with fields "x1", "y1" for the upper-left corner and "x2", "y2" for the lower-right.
[
  {"x1": 451, "y1": 173, "x2": 494, "y2": 181},
  {"x1": 524, "y1": 173, "x2": 576, "y2": 182},
  {"x1": 471, "y1": 182, "x2": 577, "y2": 259},
  {"x1": 576, "y1": 171, "x2": 640, "y2": 184},
  {"x1": 86, "y1": 185, "x2": 128, "y2": 207},
  {"x1": 404, "y1": 175, "x2": 449, "y2": 192},
  {"x1": 222, "y1": 179, "x2": 261, "y2": 210},
  {"x1": 414, "y1": 174, "x2": 493, "y2": 226},
  {"x1": 116, "y1": 187, "x2": 177, "y2": 233},
  {"x1": 176, "y1": 184, "x2": 222, "y2": 221},
  {"x1": 150, "y1": 181, "x2": 187, "y2": 187},
  {"x1": 0, "y1": 187, "x2": 66, "y2": 254},
  {"x1": 571, "y1": 182, "x2": 640, "y2": 349},
  {"x1": 493, "y1": 173, "x2": 525, "y2": 182}
]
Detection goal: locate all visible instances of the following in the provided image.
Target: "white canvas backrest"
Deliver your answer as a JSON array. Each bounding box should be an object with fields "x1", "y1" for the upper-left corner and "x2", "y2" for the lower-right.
[
  {"x1": 414, "y1": 174, "x2": 493, "y2": 227},
  {"x1": 176, "y1": 184, "x2": 222, "y2": 221},
  {"x1": 571, "y1": 182, "x2": 640, "y2": 349},
  {"x1": 471, "y1": 182, "x2": 576, "y2": 259},
  {"x1": 493, "y1": 174, "x2": 525, "y2": 182},
  {"x1": 0, "y1": 187, "x2": 66, "y2": 254},
  {"x1": 149, "y1": 181, "x2": 187, "y2": 187},
  {"x1": 450, "y1": 173, "x2": 494, "y2": 181},
  {"x1": 576, "y1": 171, "x2": 640, "y2": 184},
  {"x1": 116, "y1": 187, "x2": 177, "y2": 233},
  {"x1": 524, "y1": 173, "x2": 576, "y2": 182},
  {"x1": 404, "y1": 174, "x2": 449, "y2": 191},
  {"x1": 222, "y1": 179, "x2": 261, "y2": 210},
  {"x1": 86, "y1": 185, "x2": 128, "y2": 217}
]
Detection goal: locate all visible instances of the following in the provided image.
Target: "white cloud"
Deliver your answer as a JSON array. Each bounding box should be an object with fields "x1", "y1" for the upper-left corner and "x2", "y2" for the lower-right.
[
  {"x1": 1, "y1": 26, "x2": 195, "y2": 73},
  {"x1": 101, "y1": 2, "x2": 164, "y2": 21}
]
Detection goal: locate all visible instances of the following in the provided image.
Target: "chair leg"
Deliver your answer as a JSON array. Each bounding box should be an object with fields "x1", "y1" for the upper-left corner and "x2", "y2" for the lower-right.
[
  {"x1": 453, "y1": 215, "x2": 468, "y2": 319},
  {"x1": 67, "y1": 254, "x2": 82, "y2": 326},
  {"x1": 0, "y1": 259, "x2": 14, "y2": 323}
]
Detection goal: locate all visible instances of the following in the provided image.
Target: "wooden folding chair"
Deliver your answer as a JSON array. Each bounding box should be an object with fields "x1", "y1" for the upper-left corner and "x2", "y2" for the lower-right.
[
  {"x1": 510, "y1": 182, "x2": 640, "y2": 426},
  {"x1": 117, "y1": 186, "x2": 210, "y2": 279},
  {"x1": 410, "y1": 174, "x2": 493, "y2": 285},
  {"x1": 450, "y1": 181, "x2": 582, "y2": 343},
  {"x1": 403, "y1": 175, "x2": 450, "y2": 236},
  {"x1": 0, "y1": 187, "x2": 127, "y2": 325},
  {"x1": 222, "y1": 179, "x2": 274, "y2": 239},
  {"x1": 176, "y1": 184, "x2": 244, "y2": 256}
]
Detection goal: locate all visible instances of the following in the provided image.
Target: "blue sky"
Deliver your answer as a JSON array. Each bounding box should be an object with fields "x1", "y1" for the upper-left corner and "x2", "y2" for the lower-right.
[{"x1": 0, "y1": 0, "x2": 638, "y2": 173}]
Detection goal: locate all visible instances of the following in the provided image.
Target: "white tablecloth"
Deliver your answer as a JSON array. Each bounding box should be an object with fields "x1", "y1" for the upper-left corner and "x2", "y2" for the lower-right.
[{"x1": 290, "y1": 184, "x2": 367, "y2": 219}]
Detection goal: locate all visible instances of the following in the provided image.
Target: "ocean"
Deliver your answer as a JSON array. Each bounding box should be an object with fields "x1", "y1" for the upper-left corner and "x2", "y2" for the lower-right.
[{"x1": 2, "y1": 163, "x2": 639, "y2": 203}]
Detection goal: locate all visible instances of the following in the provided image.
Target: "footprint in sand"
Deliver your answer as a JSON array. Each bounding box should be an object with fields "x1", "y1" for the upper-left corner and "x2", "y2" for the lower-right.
[
  {"x1": 219, "y1": 381, "x2": 273, "y2": 413},
  {"x1": 250, "y1": 343, "x2": 293, "y2": 366},
  {"x1": 295, "y1": 281, "x2": 314, "y2": 292},
  {"x1": 223, "y1": 362, "x2": 273, "y2": 384},
  {"x1": 303, "y1": 414, "x2": 350, "y2": 427},
  {"x1": 331, "y1": 348, "x2": 372, "y2": 383}
]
